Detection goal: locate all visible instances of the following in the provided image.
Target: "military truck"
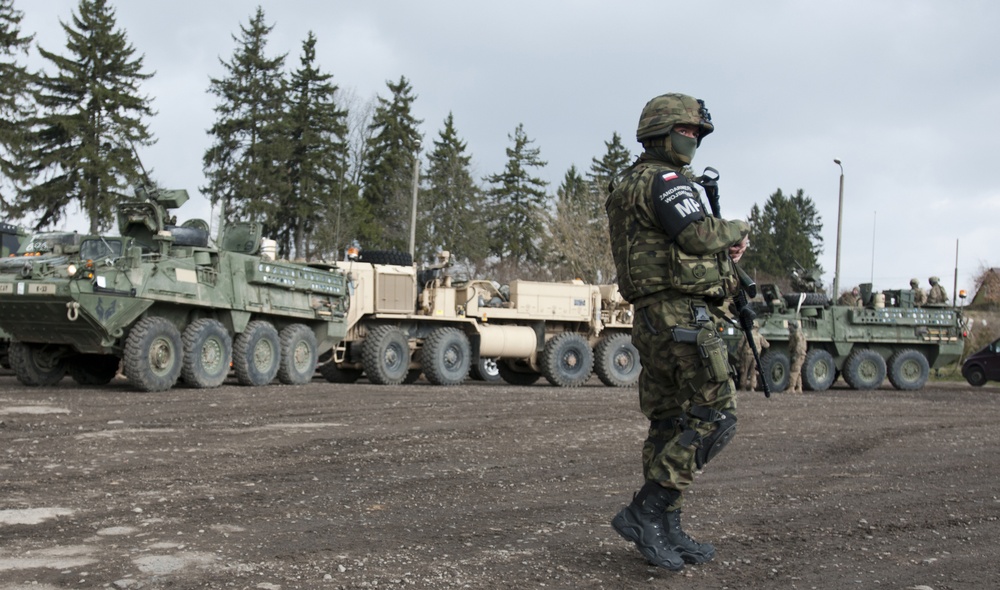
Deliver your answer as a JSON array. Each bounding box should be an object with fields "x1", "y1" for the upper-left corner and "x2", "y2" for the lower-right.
[
  {"x1": 0, "y1": 186, "x2": 349, "y2": 392},
  {"x1": 319, "y1": 251, "x2": 638, "y2": 388},
  {"x1": 728, "y1": 280, "x2": 966, "y2": 392}
]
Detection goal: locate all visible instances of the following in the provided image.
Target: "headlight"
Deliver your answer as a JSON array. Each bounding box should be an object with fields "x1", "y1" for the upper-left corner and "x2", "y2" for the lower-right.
[{"x1": 66, "y1": 263, "x2": 77, "y2": 276}]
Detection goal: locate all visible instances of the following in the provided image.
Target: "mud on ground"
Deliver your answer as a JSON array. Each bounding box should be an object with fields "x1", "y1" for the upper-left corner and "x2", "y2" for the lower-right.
[{"x1": 1, "y1": 372, "x2": 998, "y2": 590}]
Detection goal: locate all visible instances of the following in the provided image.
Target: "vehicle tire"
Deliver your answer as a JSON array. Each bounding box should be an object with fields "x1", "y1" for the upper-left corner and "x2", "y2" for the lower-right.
[
  {"x1": 594, "y1": 333, "x2": 640, "y2": 387},
  {"x1": 123, "y1": 316, "x2": 184, "y2": 392},
  {"x1": 783, "y1": 292, "x2": 830, "y2": 307},
  {"x1": 964, "y1": 364, "x2": 987, "y2": 387},
  {"x1": 181, "y1": 319, "x2": 232, "y2": 389},
  {"x1": 887, "y1": 348, "x2": 930, "y2": 390},
  {"x1": 277, "y1": 324, "x2": 318, "y2": 385},
  {"x1": 233, "y1": 320, "x2": 281, "y2": 386},
  {"x1": 361, "y1": 325, "x2": 411, "y2": 385},
  {"x1": 842, "y1": 348, "x2": 887, "y2": 390},
  {"x1": 318, "y1": 361, "x2": 363, "y2": 383},
  {"x1": 422, "y1": 327, "x2": 471, "y2": 386},
  {"x1": 470, "y1": 357, "x2": 502, "y2": 382},
  {"x1": 67, "y1": 354, "x2": 120, "y2": 386},
  {"x1": 541, "y1": 332, "x2": 594, "y2": 388},
  {"x1": 759, "y1": 349, "x2": 790, "y2": 393},
  {"x1": 802, "y1": 348, "x2": 836, "y2": 391},
  {"x1": 497, "y1": 359, "x2": 542, "y2": 386},
  {"x1": 9, "y1": 341, "x2": 67, "y2": 387},
  {"x1": 357, "y1": 250, "x2": 413, "y2": 266}
]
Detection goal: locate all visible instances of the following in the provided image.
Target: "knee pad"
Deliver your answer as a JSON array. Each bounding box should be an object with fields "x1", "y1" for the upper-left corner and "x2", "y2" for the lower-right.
[{"x1": 694, "y1": 410, "x2": 737, "y2": 469}]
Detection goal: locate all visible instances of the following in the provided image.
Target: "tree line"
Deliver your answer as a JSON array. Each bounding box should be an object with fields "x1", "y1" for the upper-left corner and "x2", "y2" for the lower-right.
[{"x1": 0, "y1": 0, "x2": 825, "y2": 287}]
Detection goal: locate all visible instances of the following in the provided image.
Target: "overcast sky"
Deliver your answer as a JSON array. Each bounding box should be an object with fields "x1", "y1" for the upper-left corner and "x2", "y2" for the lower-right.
[{"x1": 18, "y1": 0, "x2": 1000, "y2": 299}]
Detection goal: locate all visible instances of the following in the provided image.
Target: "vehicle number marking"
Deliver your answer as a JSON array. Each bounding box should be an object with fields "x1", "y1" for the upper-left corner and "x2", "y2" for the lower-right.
[
  {"x1": 0, "y1": 283, "x2": 11, "y2": 294},
  {"x1": 27, "y1": 283, "x2": 56, "y2": 295}
]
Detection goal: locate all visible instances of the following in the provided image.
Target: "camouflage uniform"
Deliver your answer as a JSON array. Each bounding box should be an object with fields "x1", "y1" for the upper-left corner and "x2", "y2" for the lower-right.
[
  {"x1": 738, "y1": 326, "x2": 769, "y2": 391},
  {"x1": 787, "y1": 322, "x2": 807, "y2": 393},
  {"x1": 927, "y1": 276, "x2": 948, "y2": 305},
  {"x1": 910, "y1": 278, "x2": 927, "y2": 307},
  {"x1": 606, "y1": 93, "x2": 750, "y2": 571},
  {"x1": 837, "y1": 287, "x2": 861, "y2": 307}
]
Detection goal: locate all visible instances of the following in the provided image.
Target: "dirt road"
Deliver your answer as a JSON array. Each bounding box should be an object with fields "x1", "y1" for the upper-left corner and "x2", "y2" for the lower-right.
[{"x1": 1, "y1": 372, "x2": 998, "y2": 589}]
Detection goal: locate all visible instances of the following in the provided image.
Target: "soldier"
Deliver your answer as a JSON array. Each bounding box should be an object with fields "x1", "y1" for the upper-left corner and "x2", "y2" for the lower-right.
[
  {"x1": 738, "y1": 323, "x2": 769, "y2": 391},
  {"x1": 910, "y1": 278, "x2": 927, "y2": 306},
  {"x1": 787, "y1": 321, "x2": 807, "y2": 393},
  {"x1": 837, "y1": 286, "x2": 862, "y2": 307},
  {"x1": 927, "y1": 276, "x2": 948, "y2": 305},
  {"x1": 605, "y1": 93, "x2": 750, "y2": 571}
]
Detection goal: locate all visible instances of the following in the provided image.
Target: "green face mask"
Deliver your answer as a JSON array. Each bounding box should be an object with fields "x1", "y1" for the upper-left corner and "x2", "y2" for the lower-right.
[{"x1": 670, "y1": 130, "x2": 698, "y2": 164}]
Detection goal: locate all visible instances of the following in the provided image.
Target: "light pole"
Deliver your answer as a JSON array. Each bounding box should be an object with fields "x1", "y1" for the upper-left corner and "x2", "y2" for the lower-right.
[{"x1": 833, "y1": 159, "x2": 845, "y2": 300}]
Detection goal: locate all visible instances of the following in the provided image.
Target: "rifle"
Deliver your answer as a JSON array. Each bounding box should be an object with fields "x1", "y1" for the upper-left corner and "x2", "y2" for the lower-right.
[{"x1": 696, "y1": 167, "x2": 771, "y2": 398}]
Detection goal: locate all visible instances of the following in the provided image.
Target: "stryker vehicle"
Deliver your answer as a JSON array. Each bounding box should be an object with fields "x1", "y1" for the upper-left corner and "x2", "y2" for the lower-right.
[
  {"x1": 320, "y1": 250, "x2": 638, "y2": 388},
  {"x1": 0, "y1": 222, "x2": 29, "y2": 368},
  {"x1": 725, "y1": 280, "x2": 966, "y2": 392},
  {"x1": 0, "y1": 186, "x2": 349, "y2": 391}
]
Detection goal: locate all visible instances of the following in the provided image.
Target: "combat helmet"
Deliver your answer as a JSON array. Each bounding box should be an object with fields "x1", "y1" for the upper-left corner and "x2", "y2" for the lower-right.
[
  {"x1": 910, "y1": 278, "x2": 919, "y2": 288},
  {"x1": 636, "y1": 93, "x2": 714, "y2": 145},
  {"x1": 930, "y1": 276, "x2": 940, "y2": 284}
]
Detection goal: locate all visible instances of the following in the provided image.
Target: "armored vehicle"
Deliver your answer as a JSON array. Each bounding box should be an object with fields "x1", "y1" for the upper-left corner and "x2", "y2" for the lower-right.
[
  {"x1": 0, "y1": 186, "x2": 349, "y2": 391},
  {"x1": 726, "y1": 280, "x2": 966, "y2": 392},
  {"x1": 321, "y1": 250, "x2": 638, "y2": 388},
  {"x1": 0, "y1": 222, "x2": 29, "y2": 368}
]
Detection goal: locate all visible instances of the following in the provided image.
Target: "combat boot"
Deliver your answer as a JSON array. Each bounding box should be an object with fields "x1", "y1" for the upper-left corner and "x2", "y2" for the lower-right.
[
  {"x1": 611, "y1": 481, "x2": 685, "y2": 571},
  {"x1": 663, "y1": 509, "x2": 716, "y2": 564}
]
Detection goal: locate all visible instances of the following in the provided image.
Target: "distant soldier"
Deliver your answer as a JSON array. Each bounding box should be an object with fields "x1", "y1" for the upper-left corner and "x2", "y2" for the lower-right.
[
  {"x1": 738, "y1": 324, "x2": 770, "y2": 391},
  {"x1": 910, "y1": 278, "x2": 927, "y2": 306},
  {"x1": 837, "y1": 286, "x2": 862, "y2": 307},
  {"x1": 787, "y1": 322, "x2": 807, "y2": 393},
  {"x1": 927, "y1": 276, "x2": 948, "y2": 305}
]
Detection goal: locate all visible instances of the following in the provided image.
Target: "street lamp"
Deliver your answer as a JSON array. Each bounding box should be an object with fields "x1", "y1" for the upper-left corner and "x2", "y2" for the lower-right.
[{"x1": 833, "y1": 159, "x2": 845, "y2": 300}]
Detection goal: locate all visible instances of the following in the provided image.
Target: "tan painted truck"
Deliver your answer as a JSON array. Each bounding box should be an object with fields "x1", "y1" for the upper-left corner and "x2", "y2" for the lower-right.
[{"x1": 318, "y1": 251, "x2": 637, "y2": 388}]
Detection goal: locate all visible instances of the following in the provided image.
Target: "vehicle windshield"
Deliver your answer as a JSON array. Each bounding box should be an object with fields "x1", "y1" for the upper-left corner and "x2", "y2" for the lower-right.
[{"x1": 80, "y1": 238, "x2": 123, "y2": 261}]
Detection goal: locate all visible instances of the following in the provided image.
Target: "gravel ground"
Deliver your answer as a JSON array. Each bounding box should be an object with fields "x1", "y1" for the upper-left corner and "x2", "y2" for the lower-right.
[{"x1": 1, "y1": 371, "x2": 998, "y2": 590}]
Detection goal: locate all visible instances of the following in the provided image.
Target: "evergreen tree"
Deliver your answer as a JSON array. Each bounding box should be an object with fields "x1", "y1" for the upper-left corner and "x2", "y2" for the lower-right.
[
  {"x1": 418, "y1": 112, "x2": 485, "y2": 265},
  {"x1": 279, "y1": 31, "x2": 348, "y2": 260},
  {"x1": 484, "y1": 123, "x2": 548, "y2": 273},
  {"x1": 586, "y1": 131, "x2": 632, "y2": 198},
  {"x1": 203, "y1": 7, "x2": 287, "y2": 228},
  {"x1": 742, "y1": 188, "x2": 824, "y2": 278},
  {"x1": 0, "y1": 0, "x2": 34, "y2": 208},
  {"x1": 359, "y1": 75, "x2": 422, "y2": 251},
  {"x1": 14, "y1": 0, "x2": 153, "y2": 232}
]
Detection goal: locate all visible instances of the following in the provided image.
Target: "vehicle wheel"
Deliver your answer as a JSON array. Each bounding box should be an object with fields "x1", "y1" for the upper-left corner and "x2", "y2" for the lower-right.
[
  {"x1": 319, "y1": 361, "x2": 363, "y2": 383},
  {"x1": 759, "y1": 349, "x2": 790, "y2": 393},
  {"x1": 541, "y1": 333, "x2": 594, "y2": 388},
  {"x1": 357, "y1": 250, "x2": 413, "y2": 266},
  {"x1": 362, "y1": 325, "x2": 411, "y2": 385},
  {"x1": 233, "y1": 320, "x2": 280, "y2": 386},
  {"x1": 67, "y1": 354, "x2": 120, "y2": 386},
  {"x1": 422, "y1": 327, "x2": 471, "y2": 386},
  {"x1": 887, "y1": 348, "x2": 930, "y2": 390},
  {"x1": 9, "y1": 341, "x2": 67, "y2": 386},
  {"x1": 594, "y1": 333, "x2": 640, "y2": 387},
  {"x1": 277, "y1": 324, "x2": 318, "y2": 385},
  {"x1": 470, "y1": 357, "x2": 501, "y2": 382},
  {"x1": 802, "y1": 348, "x2": 836, "y2": 391},
  {"x1": 843, "y1": 348, "x2": 887, "y2": 390},
  {"x1": 964, "y1": 364, "x2": 987, "y2": 387},
  {"x1": 181, "y1": 319, "x2": 232, "y2": 388},
  {"x1": 497, "y1": 359, "x2": 542, "y2": 386},
  {"x1": 123, "y1": 316, "x2": 184, "y2": 392}
]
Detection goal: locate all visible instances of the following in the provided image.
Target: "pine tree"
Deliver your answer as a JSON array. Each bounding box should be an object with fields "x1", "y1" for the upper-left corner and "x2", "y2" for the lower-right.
[
  {"x1": 279, "y1": 31, "x2": 348, "y2": 260},
  {"x1": 0, "y1": 0, "x2": 34, "y2": 208},
  {"x1": 742, "y1": 188, "x2": 824, "y2": 279},
  {"x1": 418, "y1": 113, "x2": 485, "y2": 265},
  {"x1": 15, "y1": 0, "x2": 153, "y2": 232},
  {"x1": 484, "y1": 123, "x2": 549, "y2": 274},
  {"x1": 359, "y1": 76, "x2": 422, "y2": 251},
  {"x1": 203, "y1": 7, "x2": 287, "y2": 227}
]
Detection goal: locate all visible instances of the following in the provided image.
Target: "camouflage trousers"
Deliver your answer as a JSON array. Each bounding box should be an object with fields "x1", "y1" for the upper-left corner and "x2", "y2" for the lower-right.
[{"x1": 633, "y1": 297, "x2": 737, "y2": 511}]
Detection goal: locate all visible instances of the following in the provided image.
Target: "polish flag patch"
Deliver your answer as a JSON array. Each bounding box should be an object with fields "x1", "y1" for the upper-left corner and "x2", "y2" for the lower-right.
[{"x1": 661, "y1": 172, "x2": 678, "y2": 182}]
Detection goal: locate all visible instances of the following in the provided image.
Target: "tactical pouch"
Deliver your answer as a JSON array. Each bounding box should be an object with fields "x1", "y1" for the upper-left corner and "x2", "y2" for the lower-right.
[
  {"x1": 667, "y1": 244, "x2": 725, "y2": 297},
  {"x1": 696, "y1": 329, "x2": 731, "y2": 383}
]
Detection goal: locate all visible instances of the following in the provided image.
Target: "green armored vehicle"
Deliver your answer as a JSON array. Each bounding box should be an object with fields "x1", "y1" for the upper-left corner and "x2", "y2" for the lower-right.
[
  {"x1": 0, "y1": 187, "x2": 349, "y2": 391},
  {"x1": 725, "y1": 280, "x2": 966, "y2": 392},
  {"x1": 0, "y1": 222, "x2": 29, "y2": 368}
]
